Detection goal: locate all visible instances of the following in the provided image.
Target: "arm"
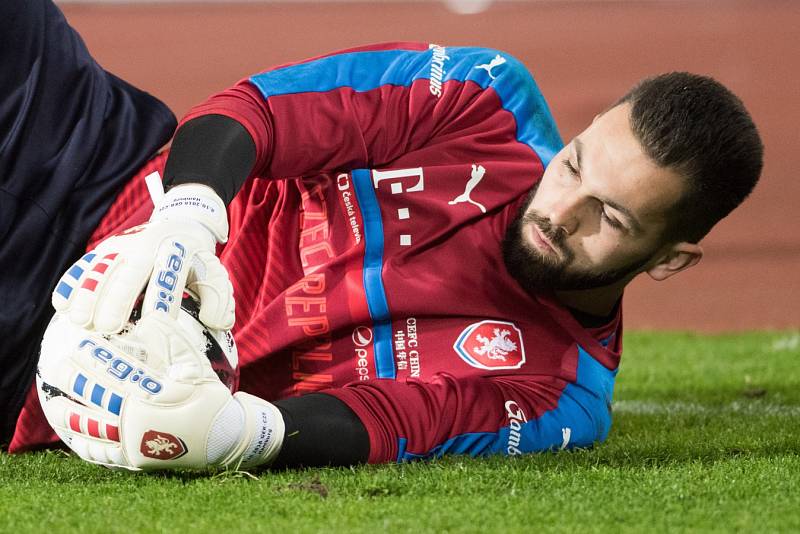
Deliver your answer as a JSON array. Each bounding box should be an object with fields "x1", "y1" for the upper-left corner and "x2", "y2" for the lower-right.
[
  {"x1": 162, "y1": 41, "x2": 562, "y2": 203},
  {"x1": 326, "y1": 364, "x2": 615, "y2": 463},
  {"x1": 261, "y1": 344, "x2": 615, "y2": 467},
  {"x1": 37, "y1": 332, "x2": 609, "y2": 469},
  {"x1": 272, "y1": 394, "x2": 369, "y2": 467},
  {"x1": 160, "y1": 43, "x2": 436, "y2": 203},
  {"x1": 247, "y1": 359, "x2": 613, "y2": 467}
]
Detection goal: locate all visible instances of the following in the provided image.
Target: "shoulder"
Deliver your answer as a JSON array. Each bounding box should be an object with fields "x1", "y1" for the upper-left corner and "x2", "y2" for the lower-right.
[{"x1": 441, "y1": 46, "x2": 563, "y2": 167}]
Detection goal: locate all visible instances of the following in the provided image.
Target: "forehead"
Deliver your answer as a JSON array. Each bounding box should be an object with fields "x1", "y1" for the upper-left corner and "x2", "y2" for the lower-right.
[{"x1": 577, "y1": 104, "x2": 685, "y2": 224}]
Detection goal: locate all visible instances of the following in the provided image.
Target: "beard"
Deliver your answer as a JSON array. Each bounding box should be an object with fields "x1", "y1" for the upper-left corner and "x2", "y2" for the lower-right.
[{"x1": 502, "y1": 188, "x2": 654, "y2": 294}]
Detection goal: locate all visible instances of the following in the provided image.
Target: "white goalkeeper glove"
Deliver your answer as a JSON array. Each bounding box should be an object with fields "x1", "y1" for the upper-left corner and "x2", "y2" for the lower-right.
[
  {"x1": 52, "y1": 173, "x2": 235, "y2": 333},
  {"x1": 36, "y1": 312, "x2": 284, "y2": 471}
]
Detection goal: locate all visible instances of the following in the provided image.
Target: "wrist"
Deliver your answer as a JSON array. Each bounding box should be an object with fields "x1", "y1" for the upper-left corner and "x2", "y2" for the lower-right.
[
  {"x1": 210, "y1": 392, "x2": 285, "y2": 469},
  {"x1": 236, "y1": 392, "x2": 286, "y2": 468},
  {"x1": 150, "y1": 183, "x2": 229, "y2": 243}
]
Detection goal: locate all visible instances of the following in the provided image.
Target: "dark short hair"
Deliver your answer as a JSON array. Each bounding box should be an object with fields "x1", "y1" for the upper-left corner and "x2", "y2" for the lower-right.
[{"x1": 615, "y1": 72, "x2": 763, "y2": 243}]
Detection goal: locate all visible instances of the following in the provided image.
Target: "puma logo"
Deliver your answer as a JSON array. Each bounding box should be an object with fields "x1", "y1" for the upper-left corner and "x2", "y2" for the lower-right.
[
  {"x1": 475, "y1": 54, "x2": 507, "y2": 80},
  {"x1": 449, "y1": 164, "x2": 487, "y2": 213},
  {"x1": 560, "y1": 427, "x2": 572, "y2": 450}
]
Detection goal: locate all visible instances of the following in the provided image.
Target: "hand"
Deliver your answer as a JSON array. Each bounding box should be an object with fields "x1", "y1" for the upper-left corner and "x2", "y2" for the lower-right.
[
  {"x1": 52, "y1": 174, "x2": 235, "y2": 334},
  {"x1": 36, "y1": 312, "x2": 284, "y2": 471}
]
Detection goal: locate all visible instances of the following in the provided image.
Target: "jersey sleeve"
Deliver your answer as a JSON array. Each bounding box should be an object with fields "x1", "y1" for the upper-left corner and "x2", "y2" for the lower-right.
[
  {"x1": 324, "y1": 348, "x2": 617, "y2": 463},
  {"x1": 179, "y1": 42, "x2": 562, "y2": 179}
]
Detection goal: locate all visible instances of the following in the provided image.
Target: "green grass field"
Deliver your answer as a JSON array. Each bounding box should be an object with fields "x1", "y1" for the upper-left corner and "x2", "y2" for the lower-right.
[{"x1": 2, "y1": 331, "x2": 799, "y2": 533}]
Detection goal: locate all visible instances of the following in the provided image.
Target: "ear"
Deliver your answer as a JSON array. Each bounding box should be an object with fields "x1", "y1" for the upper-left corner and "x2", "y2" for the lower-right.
[{"x1": 646, "y1": 242, "x2": 703, "y2": 281}]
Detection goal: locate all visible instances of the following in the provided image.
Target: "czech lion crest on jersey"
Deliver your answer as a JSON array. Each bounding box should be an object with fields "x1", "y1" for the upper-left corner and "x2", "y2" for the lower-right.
[{"x1": 453, "y1": 320, "x2": 526, "y2": 370}]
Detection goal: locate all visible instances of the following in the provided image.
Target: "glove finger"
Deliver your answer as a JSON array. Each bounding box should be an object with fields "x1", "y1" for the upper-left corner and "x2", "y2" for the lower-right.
[
  {"x1": 66, "y1": 416, "x2": 130, "y2": 469},
  {"x1": 72, "y1": 330, "x2": 194, "y2": 408},
  {"x1": 189, "y1": 251, "x2": 236, "y2": 330},
  {"x1": 86, "y1": 439, "x2": 131, "y2": 469},
  {"x1": 135, "y1": 313, "x2": 216, "y2": 383},
  {"x1": 38, "y1": 313, "x2": 84, "y2": 378},
  {"x1": 39, "y1": 318, "x2": 147, "y2": 407},
  {"x1": 52, "y1": 397, "x2": 122, "y2": 444},
  {"x1": 40, "y1": 396, "x2": 125, "y2": 465},
  {"x1": 92, "y1": 253, "x2": 153, "y2": 333},
  {"x1": 142, "y1": 238, "x2": 195, "y2": 321},
  {"x1": 65, "y1": 252, "x2": 124, "y2": 330},
  {"x1": 52, "y1": 251, "x2": 102, "y2": 314}
]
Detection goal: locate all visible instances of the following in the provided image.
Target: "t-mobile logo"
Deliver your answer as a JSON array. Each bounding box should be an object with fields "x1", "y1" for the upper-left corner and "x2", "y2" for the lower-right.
[{"x1": 371, "y1": 167, "x2": 426, "y2": 247}]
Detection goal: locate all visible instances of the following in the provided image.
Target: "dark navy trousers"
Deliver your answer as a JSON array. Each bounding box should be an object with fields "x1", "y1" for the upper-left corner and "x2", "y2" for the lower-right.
[{"x1": 0, "y1": 0, "x2": 176, "y2": 443}]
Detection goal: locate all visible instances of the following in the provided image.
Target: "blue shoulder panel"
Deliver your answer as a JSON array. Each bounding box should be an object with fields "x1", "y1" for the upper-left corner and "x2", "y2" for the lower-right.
[{"x1": 249, "y1": 45, "x2": 563, "y2": 167}]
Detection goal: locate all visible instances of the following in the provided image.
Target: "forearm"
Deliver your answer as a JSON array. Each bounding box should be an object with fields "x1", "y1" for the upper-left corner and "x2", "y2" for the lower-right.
[
  {"x1": 272, "y1": 393, "x2": 370, "y2": 468},
  {"x1": 163, "y1": 114, "x2": 256, "y2": 204}
]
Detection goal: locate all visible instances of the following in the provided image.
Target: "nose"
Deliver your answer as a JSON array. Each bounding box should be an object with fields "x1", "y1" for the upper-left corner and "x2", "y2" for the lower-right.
[{"x1": 547, "y1": 195, "x2": 583, "y2": 235}]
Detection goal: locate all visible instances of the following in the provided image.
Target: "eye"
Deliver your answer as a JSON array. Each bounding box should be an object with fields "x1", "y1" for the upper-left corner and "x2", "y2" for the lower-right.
[
  {"x1": 561, "y1": 159, "x2": 580, "y2": 179},
  {"x1": 601, "y1": 207, "x2": 624, "y2": 231}
]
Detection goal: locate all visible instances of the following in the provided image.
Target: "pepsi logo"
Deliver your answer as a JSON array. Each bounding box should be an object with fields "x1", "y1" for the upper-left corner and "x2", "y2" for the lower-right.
[{"x1": 352, "y1": 326, "x2": 373, "y2": 347}]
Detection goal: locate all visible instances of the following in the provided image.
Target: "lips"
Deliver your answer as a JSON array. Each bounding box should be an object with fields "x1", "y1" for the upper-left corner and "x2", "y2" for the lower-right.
[{"x1": 528, "y1": 224, "x2": 559, "y2": 257}]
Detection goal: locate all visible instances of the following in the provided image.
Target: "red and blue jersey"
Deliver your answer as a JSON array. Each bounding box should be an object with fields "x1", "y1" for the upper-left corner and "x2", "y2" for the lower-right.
[
  {"x1": 193, "y1": 42, "x2": 622, "y2": 463},
  {"x1": 12, "y1": 42, "x2": 622, "y2": 463}
]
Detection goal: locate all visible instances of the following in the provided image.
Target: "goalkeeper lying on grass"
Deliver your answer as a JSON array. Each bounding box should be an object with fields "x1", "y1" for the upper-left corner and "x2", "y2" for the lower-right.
[{"x1": 2, "y1": 0, "x2": 763, "y2": 470}]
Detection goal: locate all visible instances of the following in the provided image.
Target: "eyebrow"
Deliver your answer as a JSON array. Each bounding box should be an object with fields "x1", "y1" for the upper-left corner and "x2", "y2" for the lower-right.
[
  {"x1": 574, "y1": 137, "x2": 584, "y2": 171},
  {"x1": 572, "y1": 138, "x2": 643, "y2": 235}
]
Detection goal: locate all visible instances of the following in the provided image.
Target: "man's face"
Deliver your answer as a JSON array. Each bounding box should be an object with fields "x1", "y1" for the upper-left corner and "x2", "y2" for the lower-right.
[{"x1": 503, "y1": 103, "x2": 686, "y2": 292}]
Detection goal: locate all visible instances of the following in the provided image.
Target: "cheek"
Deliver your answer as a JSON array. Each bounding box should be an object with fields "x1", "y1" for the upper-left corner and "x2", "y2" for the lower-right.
[
  {"x1": 569, "y1": 233, "x2": 634, "y2": 267},
  {"x1": 529, "y1": 166, "x2": 561, "y2": 211}
]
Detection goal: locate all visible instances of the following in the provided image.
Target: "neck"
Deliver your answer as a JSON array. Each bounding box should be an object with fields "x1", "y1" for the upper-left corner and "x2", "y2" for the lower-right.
[{"x1": 554, "y1": 279, "x2": 628, "y2": 317}]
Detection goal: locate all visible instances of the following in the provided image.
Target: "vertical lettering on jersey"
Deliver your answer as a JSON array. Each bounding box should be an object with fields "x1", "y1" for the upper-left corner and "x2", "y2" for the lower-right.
[
  {"x1": 336, "y1": 172, "x2": 376, "y2": 382},
  {"x1": 285, "y1": 274, "x2": 333, "y2": 393},
  {"x1": 298, "y1": 177, "x2": 334, "y2": 275},
  {"x1": 289, "y1": 175, "x2": 380, "y2": 390},
  {"x1": 335, "y1": 173, "x2": 371, "y2": 321},
  {"x1": 288, "y1": 179, "x2": 337, "y2": 392}
]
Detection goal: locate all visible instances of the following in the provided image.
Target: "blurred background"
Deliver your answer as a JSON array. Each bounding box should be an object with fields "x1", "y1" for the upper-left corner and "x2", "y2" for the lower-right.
[{"x1": 57, "y1": 0, "x2": 799, "y2": 331}]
